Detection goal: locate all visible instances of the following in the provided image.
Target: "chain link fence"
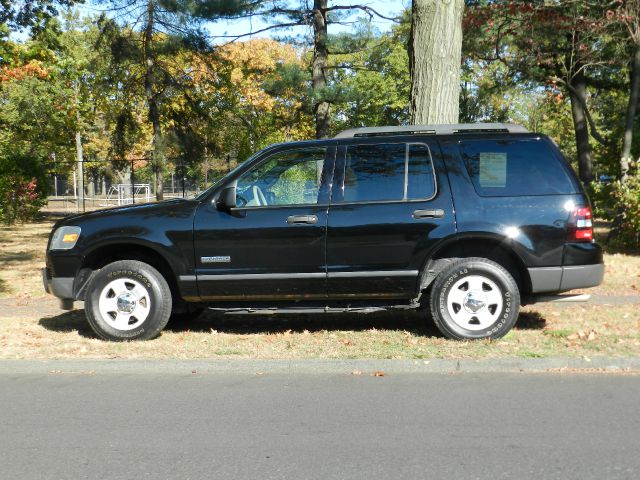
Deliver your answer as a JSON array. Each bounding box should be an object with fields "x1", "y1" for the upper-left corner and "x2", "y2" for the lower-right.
[{"x1": 43, "y1": 158, "x2": 230, "y2": 214}]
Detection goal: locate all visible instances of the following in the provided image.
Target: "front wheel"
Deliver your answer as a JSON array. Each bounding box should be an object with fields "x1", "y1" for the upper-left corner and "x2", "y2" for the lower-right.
[
  {"x1": 85, "y1": 260, "x2": 172, "y2": 341},
  {"x1": 429, "y1": 257, "x2": 520, "y2": 340}
]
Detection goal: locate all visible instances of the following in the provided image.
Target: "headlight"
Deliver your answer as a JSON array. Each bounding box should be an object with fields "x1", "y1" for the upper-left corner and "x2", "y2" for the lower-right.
[{"x1": 50, "y1": 226, "x2": 81, "y2": 250}]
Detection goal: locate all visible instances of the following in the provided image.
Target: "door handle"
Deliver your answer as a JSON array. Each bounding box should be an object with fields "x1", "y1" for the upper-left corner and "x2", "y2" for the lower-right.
[
  {"x1": 287, "y1": 215, "x2": 318, "y2": 225},
  {"x1": 413, "y1": 209, "x2": 445, "y2": 219}
]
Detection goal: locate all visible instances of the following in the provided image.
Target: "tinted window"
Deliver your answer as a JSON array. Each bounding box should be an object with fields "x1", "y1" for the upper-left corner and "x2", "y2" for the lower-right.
[
  {"x1": 341, "y1": 143, "x2": 435, "y2": 202},
  {"x1": 236, "y1": 148, "x2": 326, "y2": 207},
  {"x1": 459, "y1": 139, "x2": 577, "y2": 197}
]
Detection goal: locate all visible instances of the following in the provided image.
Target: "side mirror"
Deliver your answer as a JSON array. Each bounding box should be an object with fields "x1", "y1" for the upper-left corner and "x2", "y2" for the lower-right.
[{"x1": 217, "y1": 183, "x2": 237, "y2": 210}]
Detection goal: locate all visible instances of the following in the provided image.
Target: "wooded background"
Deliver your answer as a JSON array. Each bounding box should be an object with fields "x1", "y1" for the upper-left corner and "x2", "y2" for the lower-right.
[{"x1": 0, "y1": 1, "x2": 638, "y2": 247}]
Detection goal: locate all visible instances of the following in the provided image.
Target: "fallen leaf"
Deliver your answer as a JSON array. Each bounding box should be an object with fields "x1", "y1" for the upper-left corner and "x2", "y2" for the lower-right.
[{"x1": 372, "y1": 371, "x2": 385, "y2": 377}]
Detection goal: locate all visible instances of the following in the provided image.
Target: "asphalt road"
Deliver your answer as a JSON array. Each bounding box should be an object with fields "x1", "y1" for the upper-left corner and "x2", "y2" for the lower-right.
[{"x1": 1, "y1": 371, "x2": 639, "y2": 479}]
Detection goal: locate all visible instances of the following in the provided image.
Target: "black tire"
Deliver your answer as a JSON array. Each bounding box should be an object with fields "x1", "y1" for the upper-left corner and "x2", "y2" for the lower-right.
[
  {"x1": 84, "y1": 260, "x2": 172, "y2": 341},
  {"x1": 429, "y1": 257, "x2": 520, "y2": 340}
]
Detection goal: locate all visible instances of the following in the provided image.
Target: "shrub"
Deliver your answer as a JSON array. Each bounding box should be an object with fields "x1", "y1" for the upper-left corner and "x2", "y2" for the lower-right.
[
  {"x1": 607, "y1": 166, "x2": 640, "y2": 250},
  {"x1": 0, "y1": 174, "x2": 45, "y2": 224},
  {"x1": 0, "y1": 153, "x2": 48, "y2": 225}
]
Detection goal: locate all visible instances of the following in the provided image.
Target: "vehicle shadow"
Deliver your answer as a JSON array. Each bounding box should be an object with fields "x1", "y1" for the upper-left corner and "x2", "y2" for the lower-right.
[{"x1": 39, "y1": 307, "x2": 546, "y2": 339}]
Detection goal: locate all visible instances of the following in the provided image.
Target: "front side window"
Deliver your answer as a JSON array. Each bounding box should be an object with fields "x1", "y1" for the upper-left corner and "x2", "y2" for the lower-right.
[
  {"x1": 235, "y1": 148, "x2": 326, "y2": 207},
  {"x1": 340, "y1": 143, "x2": 436, "y2": 203}
]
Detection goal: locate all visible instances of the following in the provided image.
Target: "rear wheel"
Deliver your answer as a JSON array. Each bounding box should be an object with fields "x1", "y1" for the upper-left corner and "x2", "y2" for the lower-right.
[
  {"x1": 85, "y1": 260, "x2": 172, "y2": 341},
  {"x1": 429, "y1": 257, "x2": 520, "y2": 340}
]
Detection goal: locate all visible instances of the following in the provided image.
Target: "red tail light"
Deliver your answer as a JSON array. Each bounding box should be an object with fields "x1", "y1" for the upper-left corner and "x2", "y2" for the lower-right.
[{"x1": 568, "y1": 206, "x2": 593, "y2": 242}]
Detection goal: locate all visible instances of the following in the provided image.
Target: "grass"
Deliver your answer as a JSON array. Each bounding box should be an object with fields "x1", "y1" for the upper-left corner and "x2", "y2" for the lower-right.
[
  {"x1": 0, "y1": 215, "x2": 638, "y2": 359},
  {"x1": 0, "y1": 303, "x2": 637, "y2": 360},
  {"x1": 0, "y1": 216, "x2": 59, "y2": 300}
]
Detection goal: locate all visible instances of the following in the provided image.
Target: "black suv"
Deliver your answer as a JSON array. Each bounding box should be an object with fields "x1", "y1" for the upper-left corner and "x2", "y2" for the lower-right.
[{"x1": 44, "y1": 123, "x2": 604, "y2": 341}]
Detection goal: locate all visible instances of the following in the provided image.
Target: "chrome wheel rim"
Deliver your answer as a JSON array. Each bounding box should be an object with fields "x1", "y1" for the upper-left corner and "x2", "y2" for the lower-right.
[
  {"x1": 98, "y1": 278, "x2": 151, "y2": 331},
  {"x1": 446, "y1": 275, "x2": 503, "y2": 331}
]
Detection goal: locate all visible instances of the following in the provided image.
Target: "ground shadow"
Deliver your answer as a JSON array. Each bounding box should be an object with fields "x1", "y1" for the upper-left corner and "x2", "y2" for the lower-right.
[
  {"x1": 167, "y1": 309, "x2": 440, "y2": 336},
  {"x1": 514, "y1": 310, "x2": 547, "y2": 330},
  {"x1": 38, "y1": 310, "x2": 97, "y2": 338},
  {"x1": 39, "y1": 307, "x2": 545, "y2": 339}
]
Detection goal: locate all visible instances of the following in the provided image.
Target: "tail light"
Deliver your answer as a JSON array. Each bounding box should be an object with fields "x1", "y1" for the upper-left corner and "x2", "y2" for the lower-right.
[{"x1": 568, "y1": 206, "x2": 593, "y2": 242}]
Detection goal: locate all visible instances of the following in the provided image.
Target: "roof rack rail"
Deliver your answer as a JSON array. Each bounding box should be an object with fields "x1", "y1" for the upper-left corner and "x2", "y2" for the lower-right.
[{"x1": 334, "y1": 123, "x2": 528, "y2": 139}]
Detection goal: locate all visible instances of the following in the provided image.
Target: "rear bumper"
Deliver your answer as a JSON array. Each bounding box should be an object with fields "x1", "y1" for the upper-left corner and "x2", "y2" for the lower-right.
[
  {"x1": 42, "y1": 268, "x2": 74, "y2": 299},
  {"x1": 528, "y1": 263, "x2": 604, "y2": 293}
]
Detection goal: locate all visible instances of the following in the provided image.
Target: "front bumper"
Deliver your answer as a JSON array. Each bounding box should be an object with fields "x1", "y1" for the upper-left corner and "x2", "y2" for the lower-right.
[
  {"x1": 42, "y1": 268, "x2": 74, "y2": 300},
  {"x1": 528, "y1": 263, "x2": 605, "y2": 293}
]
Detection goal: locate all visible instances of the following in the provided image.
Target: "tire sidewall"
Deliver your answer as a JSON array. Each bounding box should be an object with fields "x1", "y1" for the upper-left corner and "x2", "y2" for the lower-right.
[
  {"x1": 86, "y1": 261, "x2": 171, "y2": 341},
  {"x1": 431, "y1": 260, "x2": 519, "y2": 339}
]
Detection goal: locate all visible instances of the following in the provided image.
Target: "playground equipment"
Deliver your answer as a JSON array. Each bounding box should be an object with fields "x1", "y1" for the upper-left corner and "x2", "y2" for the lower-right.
[{"x1": 104, "y1": 184, "x2": 151, "y2": 206}]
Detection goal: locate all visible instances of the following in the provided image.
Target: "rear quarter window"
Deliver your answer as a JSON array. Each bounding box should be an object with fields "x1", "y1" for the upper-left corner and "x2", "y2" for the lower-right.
[{"x1": 459, "y1": 138, "x2": 578, "y2": 196}]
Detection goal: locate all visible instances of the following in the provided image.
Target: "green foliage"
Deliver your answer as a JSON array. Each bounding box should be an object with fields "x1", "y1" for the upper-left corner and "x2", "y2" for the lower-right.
[
  {"x1": 0, "y1": 0, "x2": 80, "y2": 33},
  {"x1": 609, "y1": 169, "x2": 640, "y2": 250},
  {"x1": 0, "y1": 154, "x2": 47, "y2": 224},
  {"x1": 331, "y1": 19, "x2": 411, "y2": 131}
]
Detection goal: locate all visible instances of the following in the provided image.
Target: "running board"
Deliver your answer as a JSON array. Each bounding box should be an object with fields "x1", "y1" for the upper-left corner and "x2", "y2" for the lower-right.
[
  {"x1": 207, "y1": 305, "x2": 417, "y2": 315},
  {"x1": 528, "y1": 293, "x2": 591, "y2": 304}
]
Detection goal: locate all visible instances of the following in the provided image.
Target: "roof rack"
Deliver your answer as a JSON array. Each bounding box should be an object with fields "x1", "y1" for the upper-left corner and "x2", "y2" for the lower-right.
[{"x1": 334, "y1": 123, "x2": 528, "y2": 139}]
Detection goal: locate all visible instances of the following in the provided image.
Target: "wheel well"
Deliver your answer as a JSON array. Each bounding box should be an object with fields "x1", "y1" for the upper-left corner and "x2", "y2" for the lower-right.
[
  {"x1": 81, "y1": 244, "x2": 180, "y2": 300},
  {"x1": 421, "y1": 239, "x2": 531, "y2": 295}
]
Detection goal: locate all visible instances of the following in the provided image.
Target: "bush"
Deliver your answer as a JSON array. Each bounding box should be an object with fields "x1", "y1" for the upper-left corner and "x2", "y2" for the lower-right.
[
  {"x1": 0, "y1": 153, "x2": 47, "y2": 225},
  {"x1": 0, "y1": 174, "x2": 45, "y2": 224},
  {"x1": 607, "y1": 167, "x2": 640, "y2": 250}
]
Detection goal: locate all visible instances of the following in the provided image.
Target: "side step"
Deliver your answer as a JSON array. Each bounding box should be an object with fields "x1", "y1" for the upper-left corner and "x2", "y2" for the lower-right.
[{"x1": 207, "y1": 305, "x2": 418, "y2": 315}]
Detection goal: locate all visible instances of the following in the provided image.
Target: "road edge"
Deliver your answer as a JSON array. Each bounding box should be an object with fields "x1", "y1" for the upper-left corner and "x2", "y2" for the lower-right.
[{"x1": 1, "y1": 356, "x2": 640, "y2": 375}]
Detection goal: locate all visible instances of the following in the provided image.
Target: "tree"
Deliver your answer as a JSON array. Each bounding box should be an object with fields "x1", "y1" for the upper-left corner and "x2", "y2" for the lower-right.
[
  {"x1": 0, "y1": 0, "x2": 80, "y2": 33},
  {"x1": 96, "y1": 0, "x2": 256, "y2": 200},
  {"x1": 613, "y1": 0, "x2": 640, "y2": 182},
  {"x1": 464, "y1": 1, "x2": 617, "y2": 184},
  {"x1": 409, "y1": 0, "x2": 465, "y2": 124},
  {"x1": 214, "y1": 1, "x2": 401, "y2": 138},
  {"x1": 331, "y1": 17, "x2": 411, "y2": 129}
]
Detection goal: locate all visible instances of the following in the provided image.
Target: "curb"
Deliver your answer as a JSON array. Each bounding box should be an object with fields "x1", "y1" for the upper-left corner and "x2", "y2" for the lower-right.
[{"x1": 1, "y1": 357, "x2": 639, "y2": 375}]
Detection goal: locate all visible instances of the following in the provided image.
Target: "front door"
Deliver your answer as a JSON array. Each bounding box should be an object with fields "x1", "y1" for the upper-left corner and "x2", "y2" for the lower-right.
[
  {"x1": 193, "y1": 145, "x2": 335, "y2": 301},
  {"x1": 326, "y1": 140, "x2": 456, "y2": 299}
]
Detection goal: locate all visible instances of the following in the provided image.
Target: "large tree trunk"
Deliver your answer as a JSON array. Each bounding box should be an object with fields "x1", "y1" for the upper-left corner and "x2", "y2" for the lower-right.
[
  {"x1": 621, "y1": 45, "x2": 640, "y2": 183},
  {"x1": 568, "y1": 68, "x2": 594, "y2": 184},
  {"x1": 144, "y1": 0, "x2": 164, "y2": 201},
  {"x1": 312, "y1": 0, "x2": 330, "y2": 139},
  {"x1": 409, "y1": 0, "x2": 465, "y2": 124}
]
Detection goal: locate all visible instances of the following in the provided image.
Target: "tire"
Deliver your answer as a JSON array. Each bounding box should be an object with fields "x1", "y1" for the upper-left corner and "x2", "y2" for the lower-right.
[
  {"x1": 429, "y1": 257, "x2": 520, "y2": 340},
  {"x1": 84, "y1": 260, "x2": 172, "y2": 341}
]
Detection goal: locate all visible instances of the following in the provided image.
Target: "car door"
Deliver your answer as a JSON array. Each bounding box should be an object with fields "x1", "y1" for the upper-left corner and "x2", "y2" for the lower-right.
[
  {"x1": 192, "y1": 144, "x2": 335, "y2": 301},
  {"x1": 326, "y1": 139, "x2": 456, "y2": 299}
]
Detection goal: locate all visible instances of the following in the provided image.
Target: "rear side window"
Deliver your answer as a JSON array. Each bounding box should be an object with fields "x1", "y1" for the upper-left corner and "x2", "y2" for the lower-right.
[
  {"x1": 341, "y1": 143, "x2": 436, "y2": 203},
  {"x1": 459, "y1": 139, "x2": 578, "y2": 196}
]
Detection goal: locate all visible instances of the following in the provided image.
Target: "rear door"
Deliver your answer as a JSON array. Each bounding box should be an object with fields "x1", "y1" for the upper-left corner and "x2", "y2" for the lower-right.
[
  {"x1": 326, "y1": 139, "x2": 456, "y2": 299},
  {"x1": 193, "y1": 144, "x2": 335, "y2": 300}
]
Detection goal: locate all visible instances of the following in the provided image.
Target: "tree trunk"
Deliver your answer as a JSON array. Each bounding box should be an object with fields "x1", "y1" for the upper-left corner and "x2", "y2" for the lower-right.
[
  {"x1": 144, "y1": 0, "x2": 164, "y2": 200},
  {"x1": 621, "y1": 45, "x2": 640, "y2": 183},
  {"x1": 312, "y1": 0, "x2": 330, "y2": 139},
  {"x1": 568, "y1": 68, "x2": 594, "y2": 184},
  {"x1": 409, "y1": 0, "x2": 465, "y2": 125}
]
